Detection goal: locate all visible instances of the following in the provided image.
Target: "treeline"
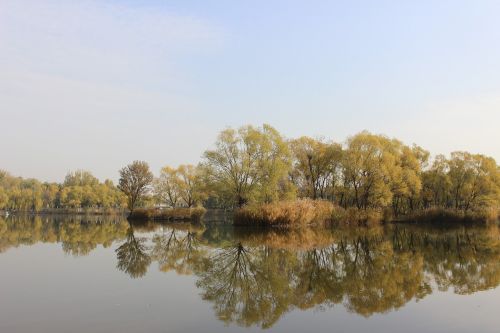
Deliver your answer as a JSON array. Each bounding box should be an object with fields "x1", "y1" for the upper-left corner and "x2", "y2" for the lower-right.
[
  {"x1": 0, "y1": 170, "x2": 125, "y2": 212},
  {"x1": 118, "y1": 124, "x2": 500, "y2": 218},
  {"x1": 2, "y1": 124, "x2": 499, "y2": 217}
]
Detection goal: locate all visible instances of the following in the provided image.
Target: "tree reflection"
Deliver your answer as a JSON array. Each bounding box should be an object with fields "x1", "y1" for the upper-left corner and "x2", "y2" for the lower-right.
[
  {"x1": 150, "y1": 224, "x2": 206, "y2": 275},
  {"x1": 193, "y1": 225, "x2": 500, "y2": 326},
  {"x1": 115, "y1": 225, "x2": 151, "y2": 278},
  {"x1": 197, "y1": 243, "x2": 294, "y2": 328},
  {"x1": 0, "y1": 215, "x2": 128, "y2": 255}
]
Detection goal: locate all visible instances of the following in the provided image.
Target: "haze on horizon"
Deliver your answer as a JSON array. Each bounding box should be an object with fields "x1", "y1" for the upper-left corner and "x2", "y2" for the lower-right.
[{"x1": 1, "y1": 0, "x2": 499, "y2": 183}]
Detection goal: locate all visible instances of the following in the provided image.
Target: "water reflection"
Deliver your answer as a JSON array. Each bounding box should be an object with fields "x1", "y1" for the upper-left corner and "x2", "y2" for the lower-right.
[
  {"x1": 116, "y1": 226, "x2": 151, "y2": 278},
  {"x1": 1, "y1": 215, "x2": 500, "y2": 329},
  {"x1": 0, "y1": 215, "x2": 129, "y2": 255}
]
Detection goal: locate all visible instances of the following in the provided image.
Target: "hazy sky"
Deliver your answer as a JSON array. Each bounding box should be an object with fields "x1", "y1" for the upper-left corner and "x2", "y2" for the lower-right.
[{"x1": 1, "y1": 0, "x2": 499, "y2": 182}]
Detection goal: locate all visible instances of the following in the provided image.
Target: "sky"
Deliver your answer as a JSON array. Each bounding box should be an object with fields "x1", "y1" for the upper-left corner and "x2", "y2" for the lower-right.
[{"x1": 1, "y1": 0, "x2": 500, "y2": 182}]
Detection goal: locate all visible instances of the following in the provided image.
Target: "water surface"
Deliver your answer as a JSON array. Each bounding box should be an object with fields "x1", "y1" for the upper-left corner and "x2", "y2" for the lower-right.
[{"x1": 1, "y1": 215, "x2": 500, "y2": 332}]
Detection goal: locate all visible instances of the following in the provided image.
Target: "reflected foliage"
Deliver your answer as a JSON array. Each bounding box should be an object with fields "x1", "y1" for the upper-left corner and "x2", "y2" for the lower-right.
[
  {"x1": 115, "y1": 225, "x2": 151, "y2": 278},
  {"x1": 150, "y1": 223, "x2": 206, "y2": 275},
  {"x1": 1, "y1": 216, "x2": 500, "y2": 328},
  {"x1": 0, "y1": 215, "x2": 128, "y2": 255}
]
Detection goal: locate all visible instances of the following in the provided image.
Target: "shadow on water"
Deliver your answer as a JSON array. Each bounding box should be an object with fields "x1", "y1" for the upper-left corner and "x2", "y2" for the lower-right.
[{"x1": 1, "y1": 215, "x2": 500, "y2": 328}]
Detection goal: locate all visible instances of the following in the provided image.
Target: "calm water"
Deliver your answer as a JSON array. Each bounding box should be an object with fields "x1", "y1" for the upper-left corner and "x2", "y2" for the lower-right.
[{"x1": 1, "y1": 215, "x2": 500, "y2": 333}]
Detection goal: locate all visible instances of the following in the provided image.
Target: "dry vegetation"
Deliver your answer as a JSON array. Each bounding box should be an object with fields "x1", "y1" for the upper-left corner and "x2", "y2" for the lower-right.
[
  {"x1": 234, "y1": 199, "x2": 498, "y2": 227},
  {"x1": 234, "y1": 199, "x2": 334, "y2": 226},
  {"x1": 129, "y1": 207, "x2": 206, "y2": 222}
]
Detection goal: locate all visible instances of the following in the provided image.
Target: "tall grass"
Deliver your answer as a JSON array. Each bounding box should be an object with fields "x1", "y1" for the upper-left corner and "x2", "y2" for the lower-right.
[
  {"x1": 129, "y1": 207, "x2": 206, "y2": 222},
  {"x1": 234, "y1": 199, "x2": 334, "y2": 226}
]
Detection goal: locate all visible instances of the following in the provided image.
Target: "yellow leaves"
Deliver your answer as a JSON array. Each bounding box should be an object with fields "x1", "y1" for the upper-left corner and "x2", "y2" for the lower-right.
[
  {"x1": 156, "y1": 164, "x2": 205, "y2": 207},
  {"x1": 204, "y1": 124, "x2": 293, "y2": 206}
]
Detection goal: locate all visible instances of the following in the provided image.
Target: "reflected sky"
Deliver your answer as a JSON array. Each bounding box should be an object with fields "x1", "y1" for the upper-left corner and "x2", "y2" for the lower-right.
[{"x1": 1, "y1": 215, "x2": 500, "y2": 332}]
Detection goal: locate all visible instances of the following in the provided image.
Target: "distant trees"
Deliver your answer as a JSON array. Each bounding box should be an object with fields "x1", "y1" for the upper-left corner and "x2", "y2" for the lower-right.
[
  {"x1": 118, "y1": 161, "x2": 154, "y2": 213},
  {"x1": 0, "y1": 170, "x2": 125, "y2": 212}
]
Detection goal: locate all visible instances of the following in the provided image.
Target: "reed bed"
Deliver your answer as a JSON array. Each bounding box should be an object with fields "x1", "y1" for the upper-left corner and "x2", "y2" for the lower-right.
[
  {"x1": 129, "y1": 207, "x2": 206, "y2": 222},
  {"x1": 234, "y1": 199, "x2": 335, "y2": 226}
]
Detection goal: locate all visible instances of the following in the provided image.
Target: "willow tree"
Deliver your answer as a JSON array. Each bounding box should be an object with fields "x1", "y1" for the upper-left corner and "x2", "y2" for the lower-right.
[
  {"x1": 118, "y1": 161, "x2": 154, "y2": 213},
  {"x1": 387, "y1": 143, "x2": 429, "y2": 215},
  {"x1": 155, "y1": 164, "x2": 206, "y2": 208},
  {"x1": 63, "y1": 170, "x2": 99, "y2": 186},
  {"x1": 341, "y1": 132, "x2": 396, "y2": 209},
  {"x1": 421, "y1": 154, "x2": 451, "y2": 208},
  {"x1": 203, "y1": 124, "x2": 293, "y2": 207},
  {"x1": 154, "y1": 166, "x2": 181, "y2": 207},
  {"x1": 290, "y1": 137, "x2": 342, "y2": 200},
  {"x1": 447, "y1": 152, "x2": 500, "y2": 211}
]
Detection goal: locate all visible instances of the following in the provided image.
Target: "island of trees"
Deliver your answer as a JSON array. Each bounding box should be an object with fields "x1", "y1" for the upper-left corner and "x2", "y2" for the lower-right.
[{"x1": 1, "y1": 124, "x2": 499, "y2": 225}]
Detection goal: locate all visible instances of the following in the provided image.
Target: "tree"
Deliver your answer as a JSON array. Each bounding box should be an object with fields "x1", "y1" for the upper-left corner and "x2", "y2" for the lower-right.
[
  {"x1": 290, "y1": 137, "x2": 343, "y2": 200},
  {"x1": 118, "y1": 161, "x2": 154, "y2": 213},
  {"x1": 64, "y1": 170, "x2": 99, "y2": 186},
  {"x1": 0, "y1": 187, "x2": 8, "y2": 210},
  {"x1": 177, "y1": 164, "x2": 206, "y2": 207},
  {"x1": 203, "y1": 124, "x2": 293, "y2": 207},
  {"x1": 448, "y1": 152, "x2": 500, "y2": 211},
  {"x1": 154, "y1": 166, "x2": 182, "y2": 207},
  {"x1": 341, "y1": 132, "x2": 396, "y2": 209},
  {"x1": 421, "y1": 154, "x2": 451, "y2": 208}
]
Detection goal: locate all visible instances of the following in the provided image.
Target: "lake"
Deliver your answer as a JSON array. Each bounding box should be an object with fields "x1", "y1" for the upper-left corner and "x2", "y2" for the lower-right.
[{"x1": 1, "y1": 215, "x2": 500, "y2": 333}]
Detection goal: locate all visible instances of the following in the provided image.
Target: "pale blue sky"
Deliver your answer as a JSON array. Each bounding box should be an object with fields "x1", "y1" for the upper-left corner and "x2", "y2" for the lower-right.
[{"x1": 1, "y1": 0, "x2": 499, "y2": 182}]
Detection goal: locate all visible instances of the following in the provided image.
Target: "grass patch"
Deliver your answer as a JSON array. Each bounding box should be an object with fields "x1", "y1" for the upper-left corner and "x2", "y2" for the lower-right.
[{"x1": 129, "y1": 207, "x2": 206, "y2": 222}]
